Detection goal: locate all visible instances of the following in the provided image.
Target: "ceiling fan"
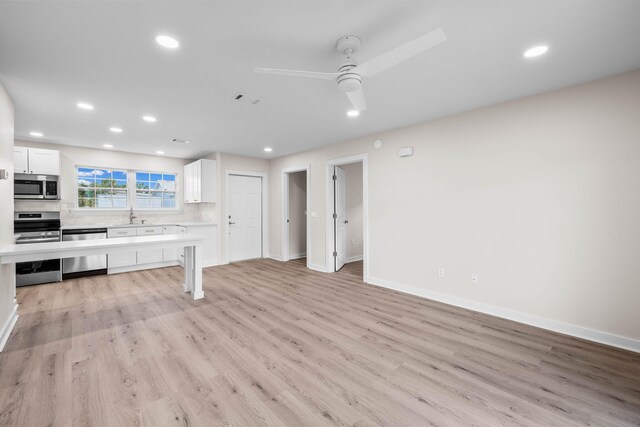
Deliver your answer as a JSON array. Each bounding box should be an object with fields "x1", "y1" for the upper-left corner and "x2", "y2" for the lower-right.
[{"x1": 255, "y1": 28, "x2": 447, "y2": 113}]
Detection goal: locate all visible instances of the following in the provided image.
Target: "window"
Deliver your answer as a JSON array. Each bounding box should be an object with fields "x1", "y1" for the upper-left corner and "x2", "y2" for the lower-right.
[
  {"x1": 135, "y1": 171, "x2": 177, "y2": 209},
  {"x1": 77, "y1": 168, "x2": 128, "y2": 208},
  {"x1": 76, "y1": 166, "x2": 178, "y2": 209}
]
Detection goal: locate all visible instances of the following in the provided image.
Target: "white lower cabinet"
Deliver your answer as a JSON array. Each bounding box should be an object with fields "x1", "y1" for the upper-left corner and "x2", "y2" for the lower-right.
[
  {"x1": 107, "y1": 228, "x2": 137, "y2": 269},
  {"x1": 107, "y1": 224, "x2": 218, "y2": 273},
  {"x1": 162, "y1": 226, "x2": 178, "y2": 261},
  {"x1": 136, "y1": 226, "x2": 163, "y2": 264},
  {"x1": 178, "y1": 225, "x2": 218, "y2": 267}
]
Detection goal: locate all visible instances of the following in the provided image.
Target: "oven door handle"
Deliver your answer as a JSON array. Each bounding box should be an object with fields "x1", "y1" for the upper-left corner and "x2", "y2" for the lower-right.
[{"x1": 16, "y1": 237, "x2": 61, "y2": 244}]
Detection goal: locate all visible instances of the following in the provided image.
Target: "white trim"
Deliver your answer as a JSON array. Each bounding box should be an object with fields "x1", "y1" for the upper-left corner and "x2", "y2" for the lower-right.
[
  {"x1": 309, "y1": 263, "x2": 329, "y2": 273},
  {"x1": 346, "y1": 255, "x2": 363, "y2": 263},
  {"x1": 108, "y1": 260, "x2": 179, "y2": 274},
  {"x1": 325, "y1": 154, "x2": 369, "y2": 282},
  {"x1": 224, "y1": 170, "x2": 269, "y2": 264},
  {"x1": 366, "y1": 275, "x2": 640, "y2": 354},
  {"x1": 0, "y1": 303, "x2": 19, "y2": 352},
  {"x1": 270, "y1": 255, "x2": 284, "y2": 262},
  {"x1": 281, "y1": 165, "x2": 310, "y2": 269},
  {"x1": 289, "y1": 253, "x2": 307, "y2": 260}
]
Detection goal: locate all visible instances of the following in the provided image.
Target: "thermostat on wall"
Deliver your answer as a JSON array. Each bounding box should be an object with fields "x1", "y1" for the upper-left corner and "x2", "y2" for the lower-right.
[{"x1": 398, "y1": 147, "x2": 414, "y2": 157}]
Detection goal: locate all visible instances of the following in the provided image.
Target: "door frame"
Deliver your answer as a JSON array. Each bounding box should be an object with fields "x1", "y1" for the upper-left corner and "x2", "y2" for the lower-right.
[
  {"x1": 325, "y1": 154, "x2": 368, "y2": 281},
  {"x1": 224, "y1": 170, "x2": 269, "y2": 264},
  {"x1": 281, "y1": 165, "x2": 310, "y2": 267}
]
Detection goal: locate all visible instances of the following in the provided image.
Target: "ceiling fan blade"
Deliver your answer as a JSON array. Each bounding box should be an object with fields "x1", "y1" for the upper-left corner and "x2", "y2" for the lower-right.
[
  {"x1": 255, "y1": 67, "x2": 338, "y2": 80},
  {"x1": 353, "y1": 28, "x2": 447, "y2": 78},
  {"x1": 346, "y1": 88, "x2": 367, "y2": 112}
]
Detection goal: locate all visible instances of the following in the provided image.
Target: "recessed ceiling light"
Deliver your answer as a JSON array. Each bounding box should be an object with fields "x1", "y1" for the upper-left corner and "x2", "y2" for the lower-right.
[
  {"x1": 109, "y1": 127, "x2": 123, "y2": 133},
  {"x1": 264, "y1": 147, "x2": 273, "y2": 152},
  {"x1": 143, "y1": 115, "x2": 157, "y2": 122},
  {"x1": 523, "y1": 45, "x2": 548, "y2": 58},
  {"x1": 77, "y1": 102, "x2": 95, "y2": 110},
  {"x1": 103, "y1": 144, "x2": 114, "y2": 149},
  {"x1": 29, "y1": 131, "x2": 43, "y2": 137},
  {"x1": 155, "y1": 35, "x2": 180, "y2": 49},
  {"x1": 347, "y1": 110, "x2": 360, "y2": 117},
  {"x1": 156, "y1": 150, "x2": 165, "y2": 155}
]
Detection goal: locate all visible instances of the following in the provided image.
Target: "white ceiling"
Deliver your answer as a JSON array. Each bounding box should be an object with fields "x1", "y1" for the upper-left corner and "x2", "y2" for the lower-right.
[{"x1": 1, "y1": 1, "x2": 639, "y2": 159}]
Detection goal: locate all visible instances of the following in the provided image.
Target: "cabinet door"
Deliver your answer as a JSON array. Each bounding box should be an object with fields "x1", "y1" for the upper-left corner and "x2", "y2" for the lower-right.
[
  {"x1": 107, "y1": 228, "x2": 137, "y2": 269},
  {"x1": 136, "y1": 227, "x2": 163, "y2": 264},
  {"x1": 27, "y1": 148, "x2": 60, "y2": 175},
  {"x1": 13, "y1": 147, "x2": 29, "y2": 174},
  {"x1": 177, "y1": 226, "x2": 187, "y2": 265},
  {"x1": 162, "y1": 226, "x2": 178, "y2": 261},
  {"x1": 192, "y1": 160, "x2": 202, "y2": 203},
  {"x1": 183, "y1": 163, "x2": 192, "y2": 203}
]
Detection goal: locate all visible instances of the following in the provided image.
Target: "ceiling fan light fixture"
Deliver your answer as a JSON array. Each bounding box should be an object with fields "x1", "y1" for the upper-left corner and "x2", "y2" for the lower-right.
[{"x1": 347, "y1": 110, "x2": 360, "y2": 117}]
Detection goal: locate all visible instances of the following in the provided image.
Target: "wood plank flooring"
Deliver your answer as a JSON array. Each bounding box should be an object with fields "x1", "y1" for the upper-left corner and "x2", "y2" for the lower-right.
[{"x1": 1, "y1": 258, "x2": 639, "y2": 426}]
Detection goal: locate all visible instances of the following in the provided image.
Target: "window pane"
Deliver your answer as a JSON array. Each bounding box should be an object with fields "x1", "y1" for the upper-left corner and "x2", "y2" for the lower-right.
[
  {"x1": 135, "y1": 198, "x2": 149, "y2": 208},
  {"x1": 77, "y1": 168, "x2": 95, "y2": 178},
  {"x1": 78, "y1": 178, "x2": 95, "y2": 188},
  {"x1": 96, "y1": 197, "x2": 112, "y2": 208},
  {"x1": 112, "y1": 198, "x2": 127, "y2": 208},
  {"x1": 159, "y1": 179, "x2": 175, "y2": 191},
  {"x1": 113, "y1": 180, "x2": 127, "y2": 188},
  {"x1": 78, "y1": 189, "x2": 95, "y2": 198},
  {"x1": 136, "y1": 172, "x2": 149, "y2": 181},
  {"x1": 94, "y1": 169, "x2": 110, "y2": 178},
  {"x1": 162, "y1": 198, "x2": 176, "y2": 208},
  {"x1": 162, "y1": 174, "x2": 176, "y2": 181},
  {"x1": 148, "y1": 198, "x2": 162, "y2": 208},
  {"x1": 112, "y1": 170, "x2": 127, "y2": 180},
  {"x1": 78, "y1": 198, "x2": 95, "y2": 208},
  {"x1": 150, "y1": 173, "x2": 162, "y2": 182}
]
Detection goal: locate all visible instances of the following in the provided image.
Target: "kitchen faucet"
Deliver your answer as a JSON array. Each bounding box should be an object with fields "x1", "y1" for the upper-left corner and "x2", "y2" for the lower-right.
[{"x1": 129, "y1": 208, "x2": 138, "y2": 224}]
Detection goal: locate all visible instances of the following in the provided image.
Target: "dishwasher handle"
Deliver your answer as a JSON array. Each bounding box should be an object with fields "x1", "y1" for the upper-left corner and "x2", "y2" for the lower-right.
[{"x1": 62, "y1": 228, "x2": 108, "y2": 235}]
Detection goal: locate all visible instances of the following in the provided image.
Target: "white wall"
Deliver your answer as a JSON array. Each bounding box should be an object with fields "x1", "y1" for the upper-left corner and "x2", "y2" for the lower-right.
[
  {"x1": 341, "y1": 162, "x2": 363, "y2": 261},
  {"x1": 13, "y1": 140, "x2": 213, "y2": 225},
  {"x1": 269, "y1": 70, "x2": 640, "y2": 348},
  {"x1": 288, "y1": 171, "x2": 307, "y2": 258},
  {"x1": 0, "y1": 81, "x2": 17, "y2": 351}
]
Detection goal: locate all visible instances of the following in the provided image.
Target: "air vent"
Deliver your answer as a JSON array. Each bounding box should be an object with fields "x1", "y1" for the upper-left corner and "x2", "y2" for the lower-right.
[
  {"x1": 234, "y1": 92, "x2": 262, "y2": 105},
  {"x1": 172, "y1": 138, "x2": 190, "y2": 144}
]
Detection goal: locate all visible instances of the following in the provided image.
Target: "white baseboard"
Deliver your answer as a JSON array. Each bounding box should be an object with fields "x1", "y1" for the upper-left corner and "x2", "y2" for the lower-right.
[
  {"x1": 346, "y1": 255, "x2": 363, "y2": 263},
  {"x1": 309, "y1": 263, "x2": 328, "y2": 273},
  {"x1": 366, "y1": 276, "x2": 640, "y2": 354},
  {"x1": 0, "y1": 303, "x2": 19, "y2": 352},
  {"x1": 289, "y1": 253, "x2": 307, "y2": 260},
  {"x1": 270, "y1": 255, "x2": 284, "y2": 262}
]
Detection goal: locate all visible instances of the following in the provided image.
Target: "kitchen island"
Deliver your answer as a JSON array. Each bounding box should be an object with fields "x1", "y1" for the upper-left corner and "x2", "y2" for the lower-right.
[{"x1": 0, "y1": 233, "x2": 206, "y2": 300}]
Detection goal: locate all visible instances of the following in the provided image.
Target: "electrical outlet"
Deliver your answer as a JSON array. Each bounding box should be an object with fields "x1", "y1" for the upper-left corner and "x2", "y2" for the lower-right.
[
  {"x1": 471, "y1": 274, "x2": 479, "y2": 285},
  {"x1": 438, "y1": 268, "x2": 445, "y2": 279}
]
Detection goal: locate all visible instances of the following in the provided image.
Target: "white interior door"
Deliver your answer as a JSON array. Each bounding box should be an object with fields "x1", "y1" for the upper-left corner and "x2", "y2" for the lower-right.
[
  {"x1": 229, "y1": 175, "x2": 262, "y2": 262},
  {"x1": 334, "y1": 166, "x2": 347, "y2": 271}
]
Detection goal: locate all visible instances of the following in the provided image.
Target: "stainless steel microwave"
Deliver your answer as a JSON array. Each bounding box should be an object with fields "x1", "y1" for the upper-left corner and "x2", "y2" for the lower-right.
[{"x1": 14, "y1": 174, "x2": 60, "y2": 200}]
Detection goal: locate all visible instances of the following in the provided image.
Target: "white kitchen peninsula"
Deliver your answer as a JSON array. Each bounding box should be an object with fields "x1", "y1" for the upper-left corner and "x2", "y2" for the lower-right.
[{"x1": 0, "y1": 234, "x2": 206, "y2": 300}]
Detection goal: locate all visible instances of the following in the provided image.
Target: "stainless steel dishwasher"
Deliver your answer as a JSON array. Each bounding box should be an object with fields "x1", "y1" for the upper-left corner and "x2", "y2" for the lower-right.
[{"x1": 62, "y1": 228, "x2": 108, "y2": 279}]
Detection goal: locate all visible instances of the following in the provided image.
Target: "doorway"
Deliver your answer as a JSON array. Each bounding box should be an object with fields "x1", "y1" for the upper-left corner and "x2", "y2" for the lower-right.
[
  {"x1": 282, "y1": 166, "x2": 310, "y2": 267},
  {"x1": 228, "y1": 174, "x2": 263, "y2": 262},
  {"x1": 325, "y1": 154, "x2": 368, "y2": 280}
]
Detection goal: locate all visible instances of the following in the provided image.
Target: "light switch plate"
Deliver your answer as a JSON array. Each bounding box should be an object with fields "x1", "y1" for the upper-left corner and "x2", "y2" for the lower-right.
[{"x1": 0, "y1": 169, "x2": 8, "y2": 180}]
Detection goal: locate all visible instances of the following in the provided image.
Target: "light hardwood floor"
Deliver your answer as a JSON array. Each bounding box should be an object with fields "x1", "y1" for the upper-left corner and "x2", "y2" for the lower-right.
[{"x1": 1, "y1": 259, "x2": 639, "y2": 426}]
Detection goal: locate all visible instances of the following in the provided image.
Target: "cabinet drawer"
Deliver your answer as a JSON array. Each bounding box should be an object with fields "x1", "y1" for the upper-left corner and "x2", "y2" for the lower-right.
[
  {"x1": 108, "y1": 228, "x2": 137, "y2": 238},
  {"x1": 137, "y1": 226, "x2": 162, "y2": 236}
]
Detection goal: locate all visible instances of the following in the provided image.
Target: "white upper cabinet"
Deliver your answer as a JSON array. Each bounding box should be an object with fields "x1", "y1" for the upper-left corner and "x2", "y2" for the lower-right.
[
  {"x1": 13, "y1": 147, "x2": 60, "y2": 175},
  {"x1": 13, "y1": 147, "x2": 28, "y2": 173},
  {"x1": 184, "y1": 159, "x2": 216, "y2": 203}
]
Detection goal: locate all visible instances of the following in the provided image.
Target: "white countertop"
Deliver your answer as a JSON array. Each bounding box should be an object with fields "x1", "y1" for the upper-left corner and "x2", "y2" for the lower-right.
[
  {"x1": 0, "y1": 234, "x2": 204, "y2": 264},
  {"x1": 60, "y1": 221, "x2": 217, "y2": 230}
]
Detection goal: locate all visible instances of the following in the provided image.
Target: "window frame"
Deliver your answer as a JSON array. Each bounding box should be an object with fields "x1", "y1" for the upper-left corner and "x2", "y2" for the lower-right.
[{"x1": 74, "y1": 165, "x2": 180, "y2": 212}]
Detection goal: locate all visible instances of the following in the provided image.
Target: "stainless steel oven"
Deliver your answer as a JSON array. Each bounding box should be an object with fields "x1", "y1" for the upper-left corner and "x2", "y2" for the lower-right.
[
  {"x1": 14, "y1": 212, "x2": 62, "y2": 286},
  {"x1": 14, "y1": 174, "x2": 59, "y2": 200}
]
